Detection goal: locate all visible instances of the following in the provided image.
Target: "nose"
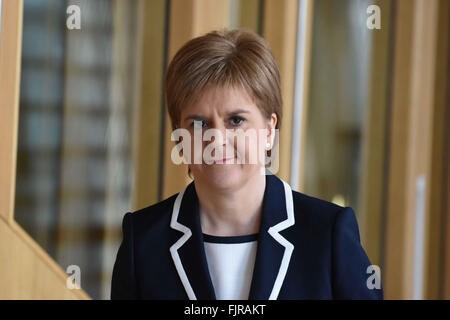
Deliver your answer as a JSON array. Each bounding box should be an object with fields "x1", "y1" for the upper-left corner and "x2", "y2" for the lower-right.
[
  {"x1": 208, "y1": 119, "x2": 226, "y2": 143},
  {"x1": 207, "y1": 120, "x2": 232, "y2": 159}
]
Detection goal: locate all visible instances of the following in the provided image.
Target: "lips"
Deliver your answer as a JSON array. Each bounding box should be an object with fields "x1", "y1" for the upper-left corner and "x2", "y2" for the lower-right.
[{"x1": 213, "y1": 157, "x2": 234, "y2": 164}]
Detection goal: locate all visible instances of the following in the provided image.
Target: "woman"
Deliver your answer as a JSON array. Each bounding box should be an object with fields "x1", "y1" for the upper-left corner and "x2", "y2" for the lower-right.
[{"x1": 111, "y1": 29, "x2": 383, "y2": 300}]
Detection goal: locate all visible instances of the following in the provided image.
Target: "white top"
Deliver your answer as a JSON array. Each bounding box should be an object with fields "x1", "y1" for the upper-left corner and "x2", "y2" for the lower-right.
[{"x1": 203, "y1": 233, "x2": 258, "y2": 300}]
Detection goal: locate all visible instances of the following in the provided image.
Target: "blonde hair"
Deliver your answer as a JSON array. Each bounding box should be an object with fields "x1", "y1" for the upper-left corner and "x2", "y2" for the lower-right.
[{"x1": 165, "y1": 28, "x2": 282, "y2": 131}]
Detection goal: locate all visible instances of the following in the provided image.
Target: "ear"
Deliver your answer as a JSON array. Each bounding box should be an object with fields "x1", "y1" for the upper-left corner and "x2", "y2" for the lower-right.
[{"x1": 266, "y1": 113, "x2": 277, "y2": 147}]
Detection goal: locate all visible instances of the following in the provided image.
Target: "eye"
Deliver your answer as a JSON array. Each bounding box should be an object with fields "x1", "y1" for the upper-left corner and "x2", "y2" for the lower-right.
[{"x1": 230, "y1": 116, "x2": 245, "y2": 127}]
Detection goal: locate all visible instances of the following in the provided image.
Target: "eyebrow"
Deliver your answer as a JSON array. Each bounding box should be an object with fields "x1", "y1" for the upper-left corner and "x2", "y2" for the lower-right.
[{"x1": 183, "y1": 109, "x2": 250, "y2": 123}]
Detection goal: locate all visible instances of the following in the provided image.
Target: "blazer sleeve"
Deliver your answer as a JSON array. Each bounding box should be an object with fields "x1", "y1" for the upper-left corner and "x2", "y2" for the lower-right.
[
  {"x1": 111, "y1": 212, "x2": 139, "y2": 299},
  {"x1": 331, "y1": 207, "x2": 383, "y2": 300}
]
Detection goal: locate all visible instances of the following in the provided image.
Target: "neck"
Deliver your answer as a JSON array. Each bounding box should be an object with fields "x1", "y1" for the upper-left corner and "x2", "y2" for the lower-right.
[{"x1": 194, "y1": 171, "x2": 266, "y2": 237}]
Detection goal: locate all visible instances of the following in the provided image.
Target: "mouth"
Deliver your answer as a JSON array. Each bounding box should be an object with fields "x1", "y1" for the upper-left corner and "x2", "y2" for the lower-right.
[{"x1": 213, "y1": 157, "x2": 234, "y2": 164}]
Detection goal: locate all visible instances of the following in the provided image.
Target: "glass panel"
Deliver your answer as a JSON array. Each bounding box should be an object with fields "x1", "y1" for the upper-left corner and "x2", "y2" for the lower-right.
[
  {"x1": 304, "y1": 0, "x2": 388, "y2": 241},
  {"x1": 14, "y1": 0, "x2": 155, "y2": 299}
]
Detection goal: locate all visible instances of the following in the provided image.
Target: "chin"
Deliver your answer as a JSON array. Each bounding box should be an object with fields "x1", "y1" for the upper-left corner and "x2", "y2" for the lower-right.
[{"x1": 194, "y1": 165, "x2": 246, "y2": 190}]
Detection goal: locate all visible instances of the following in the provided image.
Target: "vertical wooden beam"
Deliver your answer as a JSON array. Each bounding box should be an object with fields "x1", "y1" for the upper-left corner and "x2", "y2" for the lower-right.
[
  {"x1": 404, "y1": 0, "x2": 439, "y2": 300},
  {"x1": 132, "y1": 0, "x2": 167, "y2": 210},
  {"x1": 383, "y1": 0, "x2": 414, "y2": 299},
  {"x1": 192, "y1": 0, "x2": 230, "y2": 36},
  {"x1": 0, "y1": 0, "x2": 23, "y2": 223},
  {"x1": 444, "y1": 133, "x2": 450, "y2": 299},
  {"x1": 162, "y1": 0, "x2": 230, "y2": 199},
  {"x1": 425, "y1": 0, "x2": 450, "y2": 300},
  {"x1": 385, "y1": 0, "x2": 439, "y2": 299},
  {"x1": 263, "y1": 0, "x2": 298, "y2": 183}
]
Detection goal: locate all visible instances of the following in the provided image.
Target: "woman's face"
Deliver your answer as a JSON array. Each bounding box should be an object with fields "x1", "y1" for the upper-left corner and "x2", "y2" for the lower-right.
[{"x1": 179, "y1": 85, "x2": 277, "y2": 191}]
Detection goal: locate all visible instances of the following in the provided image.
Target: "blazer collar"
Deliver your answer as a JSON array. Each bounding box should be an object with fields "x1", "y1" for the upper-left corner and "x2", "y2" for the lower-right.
[{"x1": 169, "y1": 172, "x2": 295, "y2": 300}]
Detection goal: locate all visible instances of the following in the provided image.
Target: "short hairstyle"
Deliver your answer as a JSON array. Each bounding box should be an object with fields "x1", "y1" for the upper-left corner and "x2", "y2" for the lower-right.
[{"x1": 165, "y1": 28, "x2": 283, "y2": 131}]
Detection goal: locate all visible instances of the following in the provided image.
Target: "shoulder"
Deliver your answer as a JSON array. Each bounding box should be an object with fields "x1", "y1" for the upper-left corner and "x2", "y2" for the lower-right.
[
  {"x1": 123, "y1": 192, "x2": 180, "y2": 235},
  {"x1": 288, "y1": 190, "x2": 359, "y2": 237},
  {"x1": 289, "y1": 189, "x2": 363, "y2": 243},
  {"x1": 291, "y1": 190, "x2": 344, "y2": 222}
]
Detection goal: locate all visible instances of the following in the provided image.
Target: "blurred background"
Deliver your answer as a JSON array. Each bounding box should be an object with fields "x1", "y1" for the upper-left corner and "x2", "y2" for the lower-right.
[{"x1": 0, "y1": 0, "x2": 448, "y2": 300}]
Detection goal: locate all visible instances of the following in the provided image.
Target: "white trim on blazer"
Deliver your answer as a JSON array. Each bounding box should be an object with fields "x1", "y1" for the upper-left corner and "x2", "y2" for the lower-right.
[
  {"x1": 268, "y1": 180, "x2": 295, "y2": 299},
  {"x1": 169, "y1": 187, "x2": 196, "y2": 299},
  {"x1": 169, "y1": 177, "x2": 295, "y2": 300}
]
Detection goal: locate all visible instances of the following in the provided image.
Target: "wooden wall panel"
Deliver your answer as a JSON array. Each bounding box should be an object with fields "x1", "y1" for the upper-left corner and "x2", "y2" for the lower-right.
[
  {"x1": 263, "y1": 0, "x2": 298, "y2": 183},
  {"x1": 444, "y1": 134, "x2": 450, "y2": 299},
  {"x1": 425, "y1": 0, "x2": 450, "y2": 299},
  {"x1": 0, "y1": 0, "x2": 22, "y2": 224},
  {"x1": 383, "y1": 0, "x2": 414, "y2": 299},
  {"x1": 384, "y1": 0, "x2": 439, "y2": 300},
  {"x1": 132, "y1": 0, "x2": 167, "y2": 210},
  {"x1": 0, "y1": 219, "x2": 89, "y2": 299}
]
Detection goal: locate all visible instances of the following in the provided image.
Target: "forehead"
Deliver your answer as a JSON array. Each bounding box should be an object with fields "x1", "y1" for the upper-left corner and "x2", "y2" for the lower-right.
[{"x1": 182, "y1": 85, "x2": 258, "y2": 115}]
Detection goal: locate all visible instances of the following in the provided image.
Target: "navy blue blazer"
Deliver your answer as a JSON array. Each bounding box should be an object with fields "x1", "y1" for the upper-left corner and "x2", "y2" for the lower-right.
[{"x1": 111, "y1": 173, "x2": 383, "y2": 300}]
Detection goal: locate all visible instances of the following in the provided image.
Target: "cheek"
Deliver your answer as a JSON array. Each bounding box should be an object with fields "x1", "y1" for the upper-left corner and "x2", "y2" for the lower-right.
[{"x1": 233, "y1": 130, "x2": 265, "y2": 164}]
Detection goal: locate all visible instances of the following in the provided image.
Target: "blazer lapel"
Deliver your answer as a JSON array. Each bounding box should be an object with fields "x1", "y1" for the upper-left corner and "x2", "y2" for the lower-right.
[
  {"x1": 248, "y1": 173, "x2": 295, "y2": 300},
  {"x1": 169, "y1": 182, "x2": 216, "y2": 300},
  {"x1": 169, "y1": 172, "x2": 295, "y2": 300}
]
